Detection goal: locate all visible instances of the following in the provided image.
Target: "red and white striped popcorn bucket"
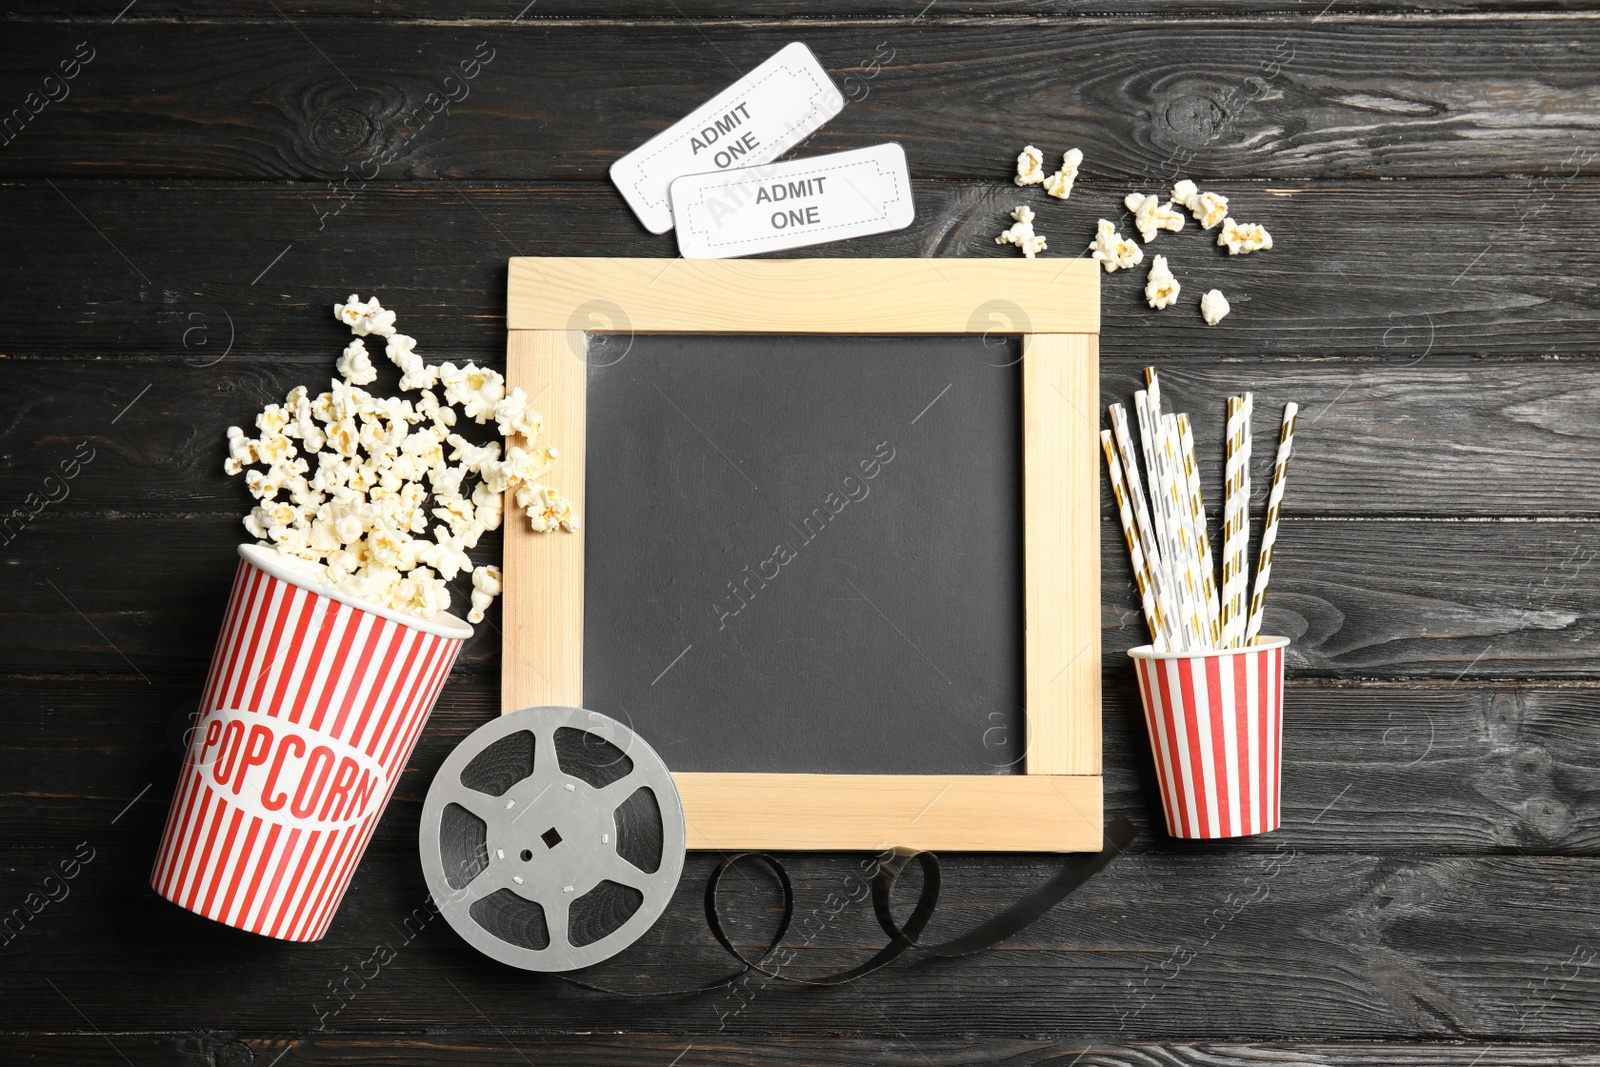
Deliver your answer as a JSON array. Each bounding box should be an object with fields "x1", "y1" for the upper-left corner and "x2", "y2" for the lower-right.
[
  {"x1": 1129, "y1": 637, "x2": 1289, "y2": 840},
  {"x1": 150, "y1": 544, "x2": 471, "y2": 940}
]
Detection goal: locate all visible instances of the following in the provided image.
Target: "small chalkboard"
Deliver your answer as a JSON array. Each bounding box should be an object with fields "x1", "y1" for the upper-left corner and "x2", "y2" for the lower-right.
[
  {"x1": 501, "y1": 258, "x2": 1103, "y2": 853},
  {"x1": 582, "y1": 333, "x2": 1025, "y2": 776}
]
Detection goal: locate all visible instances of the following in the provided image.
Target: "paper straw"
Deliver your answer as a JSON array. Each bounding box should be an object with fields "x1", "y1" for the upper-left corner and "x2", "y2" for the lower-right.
[
  {"x1": 1142, "y1": 372, "x2": 1191, "y2": 617},
  {"x1": 1110, "y1": 405, "x2": 1165, "y2": 585},
  {"x1": 1133, "y1": 392, "x2": 1200, "y2": 648},
  {"x1": 1244, "y1": 402, "x2": 1299, "y2": 645},
  {"x1": 1144, "y1": 371, "x2": 1213, "y2": 647},
  {"x1": 1135, "y1": 394, "x2": 1204, "y2": 650},
  {"x1": 1110, "y1": 404, "x2": 1188, "y2": 648},
  {"x1": 1177, "y1": 413, "x2": 1222, "y2": 645},
  {"x1": 1102, "y1": 430, "x2": 1167, "y2": 650},
  {"x1": 1239, "y1": 393, "x2": 1254, "y2": 644},
  {"x1": 1132, "y1": 391, "x2": 1170, "y2": 561},
  {"x1": 1159, "y1": 413, "x2": 1209, "y2": 644},
  {"x1": 1142, "y1": 368, "x2": 1165, "y2": 465},
  {"x1": 1156, "y1": 411, "x2": 1209, "y2": 648},
  {"x1": 1220, "y1": 396, "x2": 1249, "y2": 647}
]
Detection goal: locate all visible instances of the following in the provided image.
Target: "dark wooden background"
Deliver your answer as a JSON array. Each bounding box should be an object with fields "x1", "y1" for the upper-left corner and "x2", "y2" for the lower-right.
[{"x1": 4, "y1": 1, "x2": 1599, "y2": 1064}]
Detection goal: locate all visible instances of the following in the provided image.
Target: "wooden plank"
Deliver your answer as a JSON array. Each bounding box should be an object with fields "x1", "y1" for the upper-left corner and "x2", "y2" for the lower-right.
[
  {"x1": 4, "y1": 513, "x2": 1596, "y2": 679},
  {"x1": 674, "y1": 772, "x2": 1101, "y2": 852},
  {"x1": 1024, "y1": 334, "x2": 1102, "y2": 775},
  {"x1": 7, "y1": 674, "x2": 1597, "y2": 855},
  {"x1": 506, "y1": 258, "x2": 1100, "y2": 334},
  {"x1": 4, "y1": 842, "x2": 1600, "y2": 1036},
  {"x1": 3, "y1": 21, "x2": 1600, "y2": 181},
  {"x1": 500, "y1": 330, "x2": 586, "y2": 712},
  {"x1": 7, "y1": 1035, "x2": 1600, "y2": 1067},
  {"x1": 1101, "y1": 516, "x2": 1600, "y2": 679},
  {"x1": 6, "y1": 1, "x2": 1584, "y2": 15},
  {"x1": 2, "y1": 180, "x2": 1598, "y2": 363},
  {"x1": 10, "y1": 346, "x2": 1600, "y2": 521}
]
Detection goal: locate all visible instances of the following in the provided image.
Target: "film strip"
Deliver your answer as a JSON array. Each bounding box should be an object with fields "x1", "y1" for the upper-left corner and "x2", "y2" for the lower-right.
[{"x1": 421, "y1": 705, "x2": 1137, "y2": 986}]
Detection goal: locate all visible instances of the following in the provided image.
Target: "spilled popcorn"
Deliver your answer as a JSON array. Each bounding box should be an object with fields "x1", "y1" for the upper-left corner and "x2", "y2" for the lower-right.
[
  {"x1": 1218, "y1": 217, "x2": 1273, "y2": 255},
  {"x1": 996, "y1": 204, "x2": 1048, "y2": 258},
  {"x1": 224, "y1": 295, "x2": 577, "y2": 624},
  {"x1": 1042, "y1": 148, "x2": 1084, "y2": 200},
  {"x1": 1144, "y1": 254, "x2": 1180, "y2": 310},
  {"x1": 1014, "y1": 145, "x2": 1045, "y2": 186},
  {"x1": 1123, "y1": 192, "x2": 1185, "y2": 243},
  {"x1": 1172, "y1": 179, "x2": 1229, "y2": 231},
  {"x1": 1088, "y1": 219, "x2": 1143, "y2": 273},
  {"x1": 1200, "y1": 288, "x2": 1231, "y2": 325}
]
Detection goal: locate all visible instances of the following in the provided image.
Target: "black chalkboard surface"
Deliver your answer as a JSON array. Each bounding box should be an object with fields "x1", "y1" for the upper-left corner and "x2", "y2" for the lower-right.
[{"x1": 583, "y1": 334, "x2": 1025, "y2": 775}]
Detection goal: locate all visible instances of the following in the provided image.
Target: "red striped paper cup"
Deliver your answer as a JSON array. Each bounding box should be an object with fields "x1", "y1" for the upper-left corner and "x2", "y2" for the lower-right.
[
  {"x1": 1129, "y1": 637, "x2": 1289, "y2": 840},
  {"x1": 151, "y1": 544, "x2": 471, "y2": 940}
]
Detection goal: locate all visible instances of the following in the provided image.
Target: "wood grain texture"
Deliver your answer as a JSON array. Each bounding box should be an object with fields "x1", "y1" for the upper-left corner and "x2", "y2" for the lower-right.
[
  {"x1": 8, "y1": 1, "x2": 1592, "y2": 15},
  {"x1": 3, "y1": 20, "x2": 1600, "y2": 182},
  {"x1": 3, "y1": 4, "x2": 1597, "y2": 1060},
  {"x1": 8, "y1": 1035, "x2": 1600, "y2": 1066},
  {"x1": 1024, "y1": 334, "x2": 1102, "y2": 776},
  {"x1": 6, "y1": 676, "x2": 1600, "y2": 855},
  {"x1": 2, "y1": 179, "x2": 1597, "y2": 363},
  {"x1": 674, "y1": 772, "x2": 1102, "y2": 851},
  {"x1": 7, "y1": 349, "x2": 1600, "y2": 521},
  {"x1": 500, "y1": 330, "x2": 586, "y2": 712},
  {"x1": 5, "y1": 513, "x2": 1595, "y2": 680},
  {"x1": 507, "y1": 257, "x2": 1100, "y2": 333},
  {"x1": 4, "y1": 842, "x2": 1600, "y2": 1037}
]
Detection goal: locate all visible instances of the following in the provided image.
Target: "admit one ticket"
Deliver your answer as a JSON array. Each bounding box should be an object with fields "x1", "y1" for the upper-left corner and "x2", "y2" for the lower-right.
[
  {"x1": 610, "y1": 42, "x2": 844, "y2": 235},
  {"x1": 669, "y1": 143, "x2": 915, "y2": 258}
]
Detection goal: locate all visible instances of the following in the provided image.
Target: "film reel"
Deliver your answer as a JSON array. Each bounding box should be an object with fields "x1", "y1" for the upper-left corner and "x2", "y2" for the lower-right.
[{"x1": 419, "y1": 706, "x2": 686, "y2": 972}]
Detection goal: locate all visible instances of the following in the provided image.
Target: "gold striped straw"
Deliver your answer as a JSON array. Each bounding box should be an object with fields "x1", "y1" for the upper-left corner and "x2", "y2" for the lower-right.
[
  {"x1": 1219, "y1": 395, "x2": 1250, "y2": 647},
  {"x1": 1177, "y1": 412, "x2": 1222, "y2": 645},
  {"x1": 1133, "y1": 393, "x2": 1201, "y2": 648},
  {"x1": 1102, "y1": 430, "x2": 1168, "y2": 650},
  {"x1": 1157, "y1": 411, "x2": 1209, "y2": 649},
  {"x1": 1132, "y1": 391, "x2": 1170, "y2": 561},
  {"x1": 1111, "y1": 405, "x2": 1178, "y2": 637},
  {"x1": 1161, "y1": 412, "x2": 1210, "y2": 645},
  {"x1": 1145, "y1": 370, "x2": 1216, "y2": 644},
  {"x1": 1143, "y1": 372, "x2": 1188, "y2": 605},
  {"x1": 1237, "y1": 393, "x2": 1255, "y2": 644},
  {"x1": 1110, "y1": 407, "x2": 1166, "y2": 586},
  {"x1": 1111, "y1": 404, "x2": 1192, "y2": 649},
  {"x1": 1146, "y1": 368, "x2": 1216, "y2": 650},
  {"x1": 1244, "y1": 402, "x2": 1299, "y2": 646}
]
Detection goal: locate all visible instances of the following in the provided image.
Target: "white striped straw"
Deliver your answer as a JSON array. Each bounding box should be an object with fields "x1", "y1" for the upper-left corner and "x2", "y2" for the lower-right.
[
  {"x1": 1244, "y1": 402, "x2": 1299, "y2": 645},
  {"x1": 1141, "y1": 404, "x2": 1205, "y2": 650},
  {"x1": 1239, "y1": 393, "x2": 1254, "y2": 644},
  {"x1": 1142, "y1": 367, "x2": 1165, "y2": 456},
  {"x1": 1143, "y1": 371, "x2": 1197, "y2": 626},
  {"x1": 1110, "y1": 404, "x2": 1186, "y2": 648},
  {"x1": 1132, "y1": 391, "x2": 1170, "y2": 561},
  {"x1": 1150, "y1": 404, "x2": 1207, "y2": 648},
  {"x1": 1162, "y1": 411, "x2": 1213, "y2": 646},
  {"x1": 1220, "y1": 396, "x2": 1249, "y2": 647},
  {"x1": 1102, "y1": 430, "x2": 1168, "y2": 650},
  {"x1": 1144, "y1": 371, "x2": 1203, "y2": 606},
  {"x1": 1134, "y1": 390, "x2": 1202, "y2": 649},
  {"x1": 1177, "y1": 413, "x2": 1222, "y2": 645}
]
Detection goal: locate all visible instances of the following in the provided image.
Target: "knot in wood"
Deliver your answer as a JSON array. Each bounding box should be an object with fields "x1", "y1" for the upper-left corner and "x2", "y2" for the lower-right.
[
  {"x1": 310, "y1": 105, "x2": 376, "y2": 157},
  {"x1": 1162, "y1": 91, "x2": 1229, "y2": 146}
]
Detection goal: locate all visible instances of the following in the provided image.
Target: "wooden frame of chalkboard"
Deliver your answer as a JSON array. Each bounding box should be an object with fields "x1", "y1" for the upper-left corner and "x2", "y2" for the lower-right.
[{"x1": 501, "y1": 257, "x2": 1103, "y2": 852}]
